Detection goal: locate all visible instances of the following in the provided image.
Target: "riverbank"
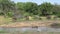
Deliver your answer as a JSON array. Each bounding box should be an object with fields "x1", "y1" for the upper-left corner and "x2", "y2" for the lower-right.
[{"x1": 0, "y1": 20, "x2": 60, "y2": 28}]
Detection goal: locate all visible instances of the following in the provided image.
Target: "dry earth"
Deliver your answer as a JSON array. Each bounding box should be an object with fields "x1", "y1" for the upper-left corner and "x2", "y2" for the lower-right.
[
  {"x1": 0, "y1": 16, "x2": 60, "y2": 28},
  {"x1": 0, "y1": 20, "x2": 60, "y2": 28}
]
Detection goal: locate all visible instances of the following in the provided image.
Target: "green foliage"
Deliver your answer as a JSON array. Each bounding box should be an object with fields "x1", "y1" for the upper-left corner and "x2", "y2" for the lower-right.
[
  {"x1": 0, "y1": 0, "x2": 15, "y2": 17},
  {"x1": 24, "y1": 2, "x2": 38, "y2": 15},
  {"x1": 38, "y1": 2, "x2": 53, "y2": 16},
  {"x1": 0, "y1": 0, "x2": 60, "y2": 20},
  {"x1": 52, "y1": 5, "x2": 60, "y2": 17},
  {"x1": 7, "y1": 11, "x2": 13, "y2": 17},
  {"x1": 17, "y1": 2, "x2": 25, "y2": 9}
]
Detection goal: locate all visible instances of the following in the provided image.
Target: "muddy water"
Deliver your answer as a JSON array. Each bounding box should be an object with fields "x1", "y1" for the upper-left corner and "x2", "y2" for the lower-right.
[{"x1": 0, "y1": 27, "x2": 60, "y2": 32}]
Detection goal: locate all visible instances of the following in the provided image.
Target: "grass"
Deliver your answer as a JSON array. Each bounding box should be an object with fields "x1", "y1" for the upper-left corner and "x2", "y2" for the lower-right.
[
  {"x1": 0, "y1": 30, "x2": 60, "y2": 34},
  {"x1": 0, "y1": 30, "x2": 8, "y2": 33},
  {"x1": 0, "y1": 29, "x2": 60, "y2": 34},
  {"x1": 0, "y1": 16, "x2": 13, "y2": 25}
]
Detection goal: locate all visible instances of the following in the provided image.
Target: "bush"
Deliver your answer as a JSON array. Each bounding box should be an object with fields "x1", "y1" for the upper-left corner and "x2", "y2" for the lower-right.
[{"x1": 7, "y1": 12, "x2": 13, "y2": 17}]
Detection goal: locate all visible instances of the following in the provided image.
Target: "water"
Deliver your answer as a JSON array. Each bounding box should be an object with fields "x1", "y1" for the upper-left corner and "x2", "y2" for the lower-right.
[{"x1": 0, "y1": 27, "x2": 60, "y2": 32}]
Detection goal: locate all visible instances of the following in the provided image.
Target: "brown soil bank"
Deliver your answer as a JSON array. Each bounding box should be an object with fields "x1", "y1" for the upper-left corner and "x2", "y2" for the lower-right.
[{"x1": 0, "y1": 20, "x2": 60, "y2": 28}]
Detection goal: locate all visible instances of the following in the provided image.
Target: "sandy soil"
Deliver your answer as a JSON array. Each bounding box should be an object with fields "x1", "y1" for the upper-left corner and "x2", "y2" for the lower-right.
[{"x1": 0, "y1": 20, "x2": 60, "y2": 28}]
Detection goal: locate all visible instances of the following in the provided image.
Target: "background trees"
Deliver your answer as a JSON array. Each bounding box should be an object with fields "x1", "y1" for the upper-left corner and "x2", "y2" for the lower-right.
[
  {"x1": 52, "y1": 4, "x2": 60, "y2": 17},
  {"x1": 24, "y1": 2, "x2": 38, "y2": 15},
  {"x1": 0, "y1": 0, "x2": 15, "y2": 17},
  {"x1": 0, "y1": 0, "x2": 60, "y2": 21},
  {"x1": 38, "y1": 2, "x2": 54, "y2": 16}
]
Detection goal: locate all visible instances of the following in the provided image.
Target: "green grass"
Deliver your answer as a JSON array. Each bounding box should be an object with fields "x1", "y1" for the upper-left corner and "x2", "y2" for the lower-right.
[
  {"x1": 0, "y1": 30, "x2": 60, "y2": 34},
  {"x1": 0, "y1": 30, "x2": 8, "y2": 33},
  {"x1": 0, "y1": 32, "x2": 60, "y2": 34}
]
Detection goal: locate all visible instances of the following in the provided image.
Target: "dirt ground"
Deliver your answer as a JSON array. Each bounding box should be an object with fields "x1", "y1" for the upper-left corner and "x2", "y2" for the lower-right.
[{"x1": 0, "y1": 20, "x2": 60, "y2": 28}]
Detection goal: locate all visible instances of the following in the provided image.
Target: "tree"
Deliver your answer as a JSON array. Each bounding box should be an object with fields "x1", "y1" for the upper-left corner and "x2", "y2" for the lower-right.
[
  {"x1": 17, "y1": 2, "x2": 25, "y2": 11},
  {"x1": 0, "y1": 0, "x2": 15, "y2": 17},
  {"x1": 38, "y1": 2, "x2": 53, "y2": 16},
  {"x1": 17, "y1": 2, "x2": 38, "y2": 20},
  {"x1": 16, "y1": 2, "x2": 26, "y2": 16},
  {"x1": 52, "y1": 4, "x2": 60, "y2": 17},
  {"x1": 24, "y1": 2, "x2": 38, "y2": 15},
  {"x1": 24, "y1": 2, "x2": 38, "y2": 20}
]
